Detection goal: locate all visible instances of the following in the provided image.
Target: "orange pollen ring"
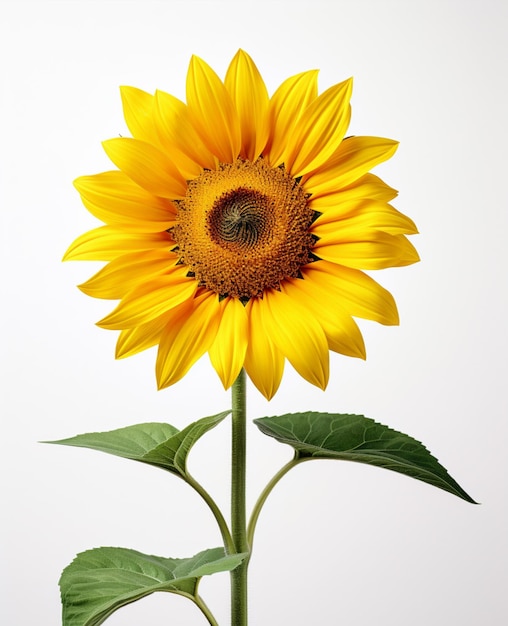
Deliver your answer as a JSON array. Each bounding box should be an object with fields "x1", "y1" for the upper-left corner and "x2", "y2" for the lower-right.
[{"x1": 172, "y1": 158, "x2": 315, "y2": 300}]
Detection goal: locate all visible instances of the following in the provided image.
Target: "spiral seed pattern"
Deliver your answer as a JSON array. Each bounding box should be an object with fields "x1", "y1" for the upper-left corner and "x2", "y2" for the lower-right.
[
  {"x1": 172, "y1": 158, "x2": 315, "y2": 299},
  {"x1": 214, "y1": 189, "x2": 266, "y2": 248}
]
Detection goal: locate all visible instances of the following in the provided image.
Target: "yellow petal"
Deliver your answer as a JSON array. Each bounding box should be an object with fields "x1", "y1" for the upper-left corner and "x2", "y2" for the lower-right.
[
  {"x1": 262, "y1": 289, "x2": 329, "y2": 390},
  {"x1": 313, "y1": 200, "x2": 418, "y2": 237},
  {"x1": 102, "y1": 137, "x2": 187, "y2": 199},
  {"x1": 285, "y1": 78, "x2": 353, "y2": 177},
  {"x1": 74, "y1": 171, "x2": 176, "y2": 232},
  {"x1": 244, "y1": 298, "x2": 284, "y2": 400},
  {"x1": 120, "y1": 86, "x2": 158, "y2": 145},
  {"x1": 225, "y1": 49, "x2": 270, "y2": 161},
  {"x1": 209, "y1": 297, "x2": 249, "y2": 389},
  {"x1": 281, "y1": 278, "x2": 366, "y2": 359},
  {"x1": 304, "y1": 137, "x2": 399, "y2": 197},
  {"x1": 265, "y1": 69, "x2": 319, "y2": 167},
  {"x1": 154, "y1": 90, "x2": 217, "y2": 176},
  {"x1": 302, "y1": 261, "x2": 399, "y2": 325},
  {"x1": 156, "y1": 291, "x2": 222, "y2": 389},
  {"x1": 314, "y1": 232, "x2": 420, "y2": 269},
  {"x1": 63, "y1": 226, "x2": 170, "y2": 261},
  {"x1": 308, "y1": 173, "x2": 398, "y2": 212},
  {"x1": 78, "y1": 250, "x2": 178, "y2": 299},
  {"x1": 186, "y1": 55, "x2": 241, "y2": 162},
  {"x1": 116, "y1": 310, "x2": 176, "y2": 359},
  {"x1": 98, "y1": 269, "x2": 197, "y2": 329}
]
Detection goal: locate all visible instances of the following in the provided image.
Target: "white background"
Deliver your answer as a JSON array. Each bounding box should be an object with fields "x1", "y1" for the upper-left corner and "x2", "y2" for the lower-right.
[{"x1": 1, "y1": 1, "x2": 507, "y2": 624}]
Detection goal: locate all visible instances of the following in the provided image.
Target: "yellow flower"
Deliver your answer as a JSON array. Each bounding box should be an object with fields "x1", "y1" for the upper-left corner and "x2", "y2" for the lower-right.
[{"x1": 65, "y1": 50, "x2": 419, "y2": 400}]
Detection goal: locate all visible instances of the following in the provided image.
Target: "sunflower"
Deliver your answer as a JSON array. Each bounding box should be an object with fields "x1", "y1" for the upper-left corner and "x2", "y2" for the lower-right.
[{"x1": 65, "y1": 50, "x2": 419, "y2": 400}]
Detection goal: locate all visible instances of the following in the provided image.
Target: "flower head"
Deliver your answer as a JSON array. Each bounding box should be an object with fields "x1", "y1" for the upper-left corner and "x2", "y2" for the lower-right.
[{"x1": 65, "y1": 50, "x2": 419, "y2": 399}]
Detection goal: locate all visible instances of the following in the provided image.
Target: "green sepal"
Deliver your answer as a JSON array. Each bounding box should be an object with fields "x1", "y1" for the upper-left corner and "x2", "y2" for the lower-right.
[
  {"x1": 46, "y1": 411, "x2": 230, "y2": 476},
  {"x1": 60, "y1": 546, "x2": 247, "y2": 626},
  {"x1": 254, "y1": 412, "x2": 476, "y2": 503}
]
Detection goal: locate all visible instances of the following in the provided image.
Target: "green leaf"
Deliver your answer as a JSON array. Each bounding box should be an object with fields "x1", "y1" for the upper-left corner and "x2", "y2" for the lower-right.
[
  {"x1": 162, "y1": 411, "x2": 230, "y2": 475},
  {"x1": 47, "y1": 411, "x2": 230, "y2": 476},
  {"x1": 254, "y1": 412, "x2": 476, "y2": 503},
  {"x1": 60, "y1": 546, "x2": 247, "y2": 626}
]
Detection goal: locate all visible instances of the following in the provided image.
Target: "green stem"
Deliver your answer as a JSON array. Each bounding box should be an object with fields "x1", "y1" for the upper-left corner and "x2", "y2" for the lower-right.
[
  {"x1": 185, "y1": 473, "x2": 235, "y2": 555},
  {"x1": 194, "y1": 592, "x2": 220, "y2": 626},
  {"x1": 230, "y1": 369, "x2": 249, "y2": 626},
  {"x1": 247, "y1": 454, "x2": 301, "y2": 548}
]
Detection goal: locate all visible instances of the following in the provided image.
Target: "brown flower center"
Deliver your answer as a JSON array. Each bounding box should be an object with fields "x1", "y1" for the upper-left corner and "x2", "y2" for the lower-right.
[{"x1": 172, "y1": 158, "x2": 315, "y2": 300}]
